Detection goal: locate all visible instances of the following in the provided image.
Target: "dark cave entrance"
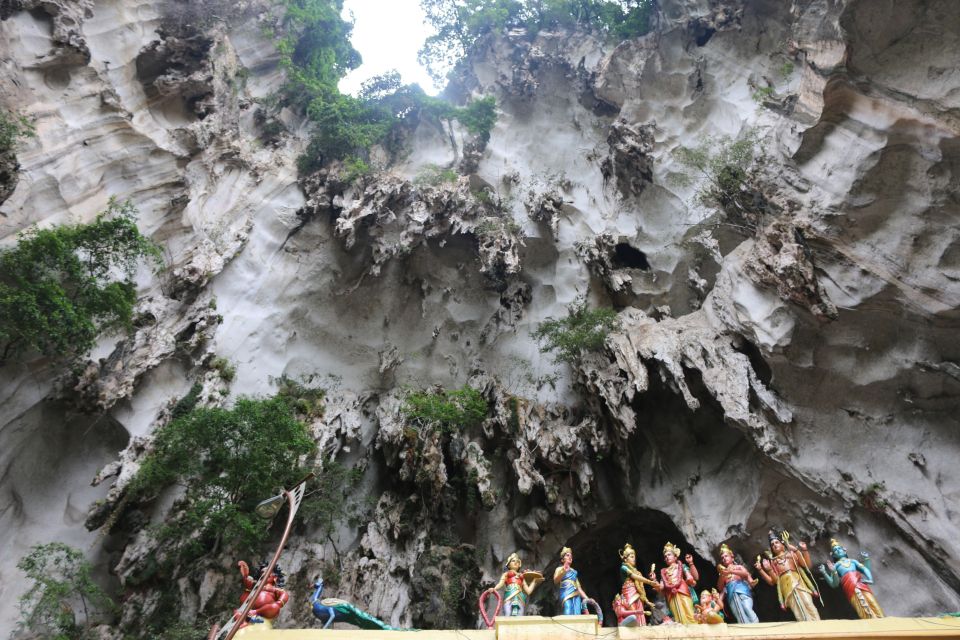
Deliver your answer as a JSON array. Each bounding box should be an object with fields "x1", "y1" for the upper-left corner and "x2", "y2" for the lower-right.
[
  {"x1": 611, "y1": 243, "x2": 650, "y2": 270},
  {"x1": 555, "y1": 509, "x2": 719, "y2": 626}
]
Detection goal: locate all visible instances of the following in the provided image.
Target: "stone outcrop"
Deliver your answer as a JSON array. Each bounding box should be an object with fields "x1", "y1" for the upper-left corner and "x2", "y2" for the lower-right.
[
  {"x1": 302, "y1": 170, "x2": 524, "y2": 290},
  {"x1": 1, "y1": 0, "x2": 959, "y2": 632},
  {"x1": 600, "y1": 118, "x2": 655, "y2": 199}
]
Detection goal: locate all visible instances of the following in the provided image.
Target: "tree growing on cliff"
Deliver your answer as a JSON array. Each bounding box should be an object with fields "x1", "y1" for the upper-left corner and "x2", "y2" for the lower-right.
[
  {"x1": 671, "y1": 130, "x2": 779, "y2": 232},
  {"x1": 533, "y1": 298, "x2": 619, "y2": 363},
  {"x1": 419, "y1": 0, "x2": 654, "y2": 82},
  {"x1": 0, "y1": 198, "x2": 161, "y2": 364},
  {"x1": 0, "y1": 108, "x2": 34, "y2": 154},
  {"x1": 272, "y1": 1, "x2": 497, "y2": 173},
  {"x1": 125, "y1": 396, "x2": 317, "y2": 569},
  {"x1": 16, "y1": 542, "x2": 116, "y2": 639},
  {"x1": 402, "y1": 384, "x2": 489, "y2": 433}
]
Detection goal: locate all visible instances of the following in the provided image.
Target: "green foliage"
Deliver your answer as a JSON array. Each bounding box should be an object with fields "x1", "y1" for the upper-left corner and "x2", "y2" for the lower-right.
[
  {"x1": 274, "y1": 1, "x2": 497, "y2": 173},
  {"x1": 474, "y1": 215, "x2": 522, "y2": 238},
  {"x1": 209, "y1": 356, "x2": 236, "y2": 382},
  {"x1": 402, "y1": 385, "x2": 488, "y2": 433},
  {"x1": 169, "y1": 382, "x2": 203, "y2": 420},
  {"x1": 472, "y1": 188, "x2": 495, "y2": 206},
  {"x1": 779, "y1": 61, "x2": 795, "y2": 78},
  {"x1": 532, "y1": 298, "x2": 619, "y2": 363},
  {"x1": 0, "y1": 108, "x2": 35, "y2": 153},
  {"x1": 274, "y1": 373, "x2": 327, "y2": 419},
  {"x1": 411, "y1": 544, "x2": 483, "y2": 628},
  {"x1": 0, "y1": 198, "x2": 162, "y2": 363},
  {"x1": 414, "y1": 163, "x2": 460, "y2": 186},
  {"x1": 125, "y1": 396, "x2": 316, "y2": 570},
  {"x1": 859, "y1": 482, "x2": 888, "y2": 513},
  {"x1": 298, "y1": 459, "x2": 365, "y2": 539},
  {"x1": 457, "y1": 95, "x2": 497, "y2": 138},
  {"x1": 16, "y1": 543, "x2": 115, "y2": 640},
  {"x1": 752, "y1": 85, "x2": 775, "y2": 103},
  {"x1": 341, "y1": 156, "x2": 372, "y2": 182},
  {"x1": 672, "y1": 130, "x2": 760, "y2": 209},
  {"x1": 419, "y1": 0, "x2": 654, "y2": 82}
]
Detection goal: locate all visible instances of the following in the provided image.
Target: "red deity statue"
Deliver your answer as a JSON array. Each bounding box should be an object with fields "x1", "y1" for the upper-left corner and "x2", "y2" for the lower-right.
[{"x1": 235, "y1": 560, "x2": 290, "y2": 626}]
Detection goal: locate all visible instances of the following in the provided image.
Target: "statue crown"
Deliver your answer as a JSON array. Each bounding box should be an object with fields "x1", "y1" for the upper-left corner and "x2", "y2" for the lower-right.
[{"x1": 663, "y1": 542, "x2": 681, "y2": 557}]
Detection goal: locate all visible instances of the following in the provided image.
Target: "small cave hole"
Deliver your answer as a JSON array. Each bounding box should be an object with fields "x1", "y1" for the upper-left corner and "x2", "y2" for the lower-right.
[
  {"x1": 694, "y1": 27, "x2": 716, "y2": 47},
  {"x1": 734, "y1": 339, "x2": 773, "y2": 386},
  {"x1": 611, "y1": 243, "x2": 650, "y2": 270}
]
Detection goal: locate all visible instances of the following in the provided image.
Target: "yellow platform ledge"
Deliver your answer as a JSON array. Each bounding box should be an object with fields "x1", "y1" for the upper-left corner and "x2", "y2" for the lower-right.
[{"x1": 235, "y1": 616, "x2": 960, "y2": 640}]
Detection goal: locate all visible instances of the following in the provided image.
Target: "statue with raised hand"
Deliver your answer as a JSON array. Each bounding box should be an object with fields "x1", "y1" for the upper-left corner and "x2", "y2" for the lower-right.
[
  {"x1": 818, "y1": 539, "x2": 884, "y2": 619},
  {"x1": 485, "y1": 552, "x2": 543, "y2": 617},
  {"x1": 755, "y1": 530, "x2": 821, "y2": 621},
  {"x1": 554, "y1": 547, "x2": 590, "y2": 616},
  {"x1": 649, "y1": 542, "x2": 699, "y2": 624}
]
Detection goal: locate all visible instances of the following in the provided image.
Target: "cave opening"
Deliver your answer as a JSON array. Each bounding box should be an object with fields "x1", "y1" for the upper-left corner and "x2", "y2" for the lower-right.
[
  {"x1": 694, "y1": 27, "x2": 716, "y2": 47},
  {"x1": 611, "y1": 243, "x2": 650, "y2": 270},
  {"x1": 733, "y1": 338, "x2": 773, "y2": 386},
  {"x1": 553, "y1": 509, "x2": 719, "y2": 626}
]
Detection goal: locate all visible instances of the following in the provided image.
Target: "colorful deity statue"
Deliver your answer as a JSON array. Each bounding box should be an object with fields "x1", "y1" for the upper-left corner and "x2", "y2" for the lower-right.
[
  {"x1": 649, "y1": 542, "x2": 699, "y2": 624},
  {"x1": 818, "y1": 539, "x2": 884, "y2": 619},
  {"x1": 755, "y1": 530, "x2": 821, "y2": 621},
  {"x1": 236, "y1": 560, "x2": 289, "y2": 626},
  {"x1": 554, "y1": 547, "x2": 591, "y2": 616},
  {"x1": 695, "y1": 589, "x2": 725, "y2": 624},
  {"x1": 716, "y1": 543, "x2": 760, "y2": 624},
  {"x1": 615, "y1": 543, "x2": 658, "y2": 626},
  {"x1": 484, "y1": 552, "x2": 544, "y2": 617}
]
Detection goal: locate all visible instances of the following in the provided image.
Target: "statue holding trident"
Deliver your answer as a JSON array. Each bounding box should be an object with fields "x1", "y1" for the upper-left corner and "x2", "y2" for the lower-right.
[{"x1": 755, "y1": 529, "x2": 821, "y2": 621}]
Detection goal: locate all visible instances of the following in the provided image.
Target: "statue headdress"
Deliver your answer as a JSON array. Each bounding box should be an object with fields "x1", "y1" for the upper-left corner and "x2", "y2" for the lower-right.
[
  {"x1": 718, "y1": 543, "x2": 734, "y2": 559},
  {"x1": 829, "y1": 539, "x2": 847, "y2": 559},
  {"x1": 505, "y1": 552, "x2": 521, "y2": 570},
  {"x1": 663, "y1": 542, "x2": 681, "y2": 558},
  {"x1": 560, "y1": 546, "x2": 572, "y2": 560},
  {"x1": 768, "y1": 529, "x2": 784, "y2": 546},
  {"x1": 619, "y1": 543, "x2": 635, "y2": 561}
]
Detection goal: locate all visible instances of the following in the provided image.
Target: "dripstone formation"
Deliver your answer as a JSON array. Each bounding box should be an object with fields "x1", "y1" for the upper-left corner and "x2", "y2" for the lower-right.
[{"x1": 1, "y1": 0, "x2": 958, "y2": 635}]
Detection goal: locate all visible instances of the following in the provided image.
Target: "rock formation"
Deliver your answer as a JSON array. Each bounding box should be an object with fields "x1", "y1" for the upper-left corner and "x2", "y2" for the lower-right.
[{"x1": 1, "y1": 0, "x2": 959, "y2": 635}]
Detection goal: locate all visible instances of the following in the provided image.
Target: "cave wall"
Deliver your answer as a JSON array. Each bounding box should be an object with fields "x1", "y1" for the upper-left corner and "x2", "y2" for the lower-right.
[{"x1": 1, "y1": 0, "x2": 959, "y2": 634}]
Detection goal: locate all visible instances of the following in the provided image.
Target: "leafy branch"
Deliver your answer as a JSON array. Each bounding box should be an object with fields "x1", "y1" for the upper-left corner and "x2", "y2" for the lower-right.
[
  {"x1": 0, "y1": 198, "x2": 162, "y2": 364},
  {"x1": 532, "y1": 298, "x2": 619, "y2": 363}
]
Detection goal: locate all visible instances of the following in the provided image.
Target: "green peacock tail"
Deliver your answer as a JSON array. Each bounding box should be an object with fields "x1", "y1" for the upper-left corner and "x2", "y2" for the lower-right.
[{"x1": 320, "y1": 597, "x2": 406, "y2": 631}]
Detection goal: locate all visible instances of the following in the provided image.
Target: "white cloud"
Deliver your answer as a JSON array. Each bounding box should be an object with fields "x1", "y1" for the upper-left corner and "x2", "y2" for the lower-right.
[{"x1": 339, "y1": 0, "x2": 441, "y2": 96}]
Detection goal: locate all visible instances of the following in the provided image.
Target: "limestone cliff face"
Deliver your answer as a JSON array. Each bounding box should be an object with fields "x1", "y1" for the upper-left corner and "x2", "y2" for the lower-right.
[{"x1": 1, "y1": 0, "x2": 959, "y2": 634}]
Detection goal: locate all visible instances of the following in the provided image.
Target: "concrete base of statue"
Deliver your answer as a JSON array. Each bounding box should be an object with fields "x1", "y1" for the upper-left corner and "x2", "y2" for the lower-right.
[
  {"x1": 496, "y1": 614, "x2": 600, "y2": 640},
  {"x1": 229, "y1": 616, "x2": 960, "y2": 639}
]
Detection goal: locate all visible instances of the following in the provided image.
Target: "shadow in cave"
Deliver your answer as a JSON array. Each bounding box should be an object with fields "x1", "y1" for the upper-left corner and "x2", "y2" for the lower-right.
[
  {"x1": 611, "y1": 243, "x2": 650, "y2": 271},
  {"x1": 552, "y1": 509, "x2": 720, "y2": 626},
  {"x1": 606, "y1": 365, "x2": 859, "y2": 625}
]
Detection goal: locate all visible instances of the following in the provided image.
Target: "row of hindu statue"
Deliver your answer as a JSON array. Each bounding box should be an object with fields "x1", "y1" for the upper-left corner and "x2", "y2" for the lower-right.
[{"x1": 482, "y1": 531, "x2": 884, "y2": 627}]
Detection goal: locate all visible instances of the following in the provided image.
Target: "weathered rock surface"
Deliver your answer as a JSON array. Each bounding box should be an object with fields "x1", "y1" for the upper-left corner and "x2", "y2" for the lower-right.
[{"x1": 1, "y1": 0, "x2": 959, "y2": 634}]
